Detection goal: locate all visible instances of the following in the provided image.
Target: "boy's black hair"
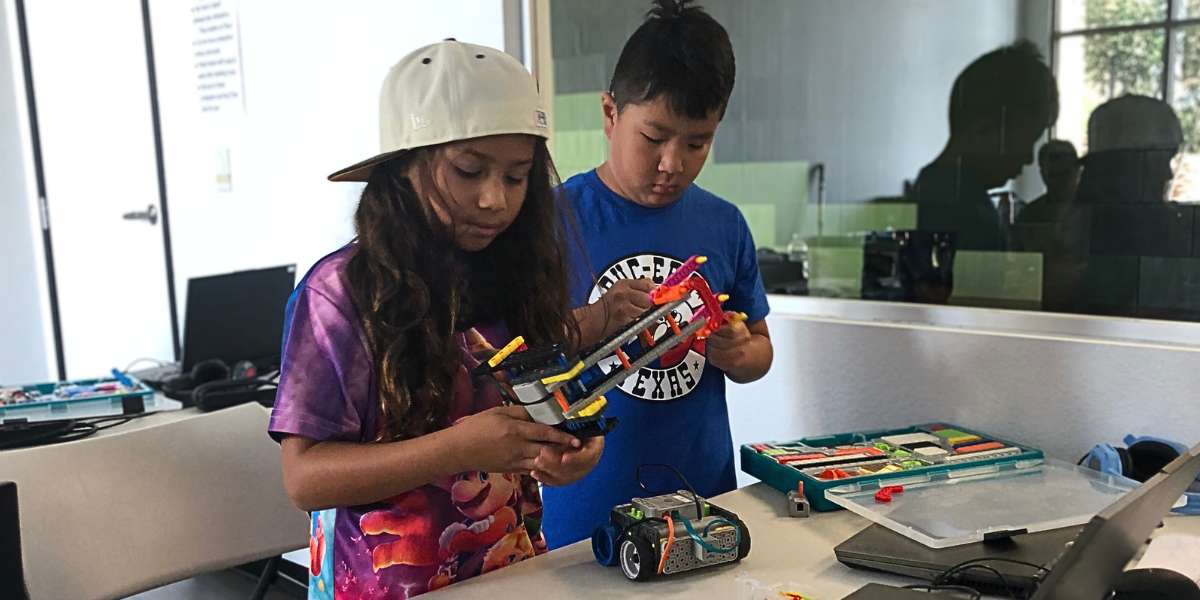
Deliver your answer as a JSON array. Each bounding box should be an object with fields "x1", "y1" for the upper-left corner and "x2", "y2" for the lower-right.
[
  {"x1": 948, "y1": 40, "x2": 1059, "y2": 136},
  {"x1": 608, "y1": 0, "x2": 735, "y2": 120}
]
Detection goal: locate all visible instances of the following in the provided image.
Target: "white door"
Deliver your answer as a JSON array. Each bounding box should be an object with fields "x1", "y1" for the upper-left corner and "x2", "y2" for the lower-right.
[{"x1": 24, "y1": 0, "x2": 175, "y2": 379}]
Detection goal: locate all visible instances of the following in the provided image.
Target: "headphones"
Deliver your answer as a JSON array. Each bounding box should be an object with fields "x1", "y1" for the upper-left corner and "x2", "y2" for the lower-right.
[
  {"x1": 1082, "y1": 435, "x2": 1200, "y2": 515},
  {"x1": 162, "y1": 359, "x2": 277, "y2": 411}
]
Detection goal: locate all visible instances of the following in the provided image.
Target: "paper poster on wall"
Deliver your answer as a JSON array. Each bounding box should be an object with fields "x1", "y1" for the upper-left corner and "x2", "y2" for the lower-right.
[{"x1": 191, "y1": 0, "x2": 245, "y2": 116}]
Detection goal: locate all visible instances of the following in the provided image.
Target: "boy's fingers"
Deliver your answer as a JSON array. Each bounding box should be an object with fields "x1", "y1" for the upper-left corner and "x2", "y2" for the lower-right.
[{"x1": 630, "y1": 278, "x2": 656, "y2": 292}]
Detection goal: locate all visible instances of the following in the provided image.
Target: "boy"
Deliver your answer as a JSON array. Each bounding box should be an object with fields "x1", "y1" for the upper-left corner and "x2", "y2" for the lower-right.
[{"x1": 542, "y1": 0, "x2": 774, "y2": 548}]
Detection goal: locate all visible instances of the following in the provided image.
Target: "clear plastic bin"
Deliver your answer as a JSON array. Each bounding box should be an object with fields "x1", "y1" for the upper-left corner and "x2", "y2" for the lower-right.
[{"x1": 824, "y1": 458, "x2": 1139, "y2": 548}]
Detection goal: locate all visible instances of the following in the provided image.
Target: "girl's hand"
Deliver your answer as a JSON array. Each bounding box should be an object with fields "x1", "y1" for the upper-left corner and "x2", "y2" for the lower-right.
[
  {"x1": 531, "y1": 435, "x2": 604, "y2": 486},
  {"x1": 448, "y1": 405, "x2": 581, "y2": 474},
  {"x1": 465, "y1": 328, "x2": 499, "y2": 363}
]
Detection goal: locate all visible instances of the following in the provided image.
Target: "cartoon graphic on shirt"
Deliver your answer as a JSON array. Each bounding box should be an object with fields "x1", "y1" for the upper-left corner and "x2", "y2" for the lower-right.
[
  {"x1": 587, "y1": 253, "x2": 709, "y2": 401},
  {"x1": 360, "y1": 488, "x2": 455, "y2": 571},
  {"x1": 309, "y1": 509, "x2": 335, "y2": 600},
  {"x1": 427, "y1": 471, "x2": 538, "y2": 591},
  {"x1": 346, "y1": 471, "x2": 543, "y2": 596}
]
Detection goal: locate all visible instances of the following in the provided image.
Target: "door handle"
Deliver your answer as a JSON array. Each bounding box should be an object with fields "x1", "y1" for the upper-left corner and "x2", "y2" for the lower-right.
[{"x1": 122, "y1": 205, "x2": 158, "y2": 225}]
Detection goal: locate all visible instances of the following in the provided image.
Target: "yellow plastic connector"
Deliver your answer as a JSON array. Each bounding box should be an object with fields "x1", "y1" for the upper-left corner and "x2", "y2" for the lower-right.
[
  {"x1": 540, "y1": 360, "x2": 585, "y2": 385},
  {"x1": 577, "y1": 397, "x2": 607, "y2": 417},
  {"x1": 488, "y1": 336, "x2": 525, "y2": 367},
  {"x1": 717, "y1": 294, "x2": 730, "y2": 302}
]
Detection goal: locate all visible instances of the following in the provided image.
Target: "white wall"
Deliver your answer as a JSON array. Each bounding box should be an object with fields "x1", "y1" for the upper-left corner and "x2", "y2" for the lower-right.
[
  {"x1": 0, "y1": 0, "x2": 53, "y2": 384},
  {"x1": 149, "y1": 0, "x2": 508, "y2": 326},
  {"x1": 729, "y1": 304, "x2": 1200, "y2": 487}
]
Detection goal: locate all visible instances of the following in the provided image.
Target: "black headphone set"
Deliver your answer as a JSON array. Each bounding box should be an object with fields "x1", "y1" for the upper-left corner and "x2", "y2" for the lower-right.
[{"x1": 162, "y1": 359, "x2": 277, "y2": 412}]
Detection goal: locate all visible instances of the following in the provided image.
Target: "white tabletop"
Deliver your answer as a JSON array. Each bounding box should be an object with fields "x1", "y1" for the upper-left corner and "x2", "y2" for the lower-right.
[
  {"x1": 2, "y1": 401, "x2": 310, "y2": 600},
  {"x1": 431, "y1": 483, "x2": 1200, "y2": 600}
]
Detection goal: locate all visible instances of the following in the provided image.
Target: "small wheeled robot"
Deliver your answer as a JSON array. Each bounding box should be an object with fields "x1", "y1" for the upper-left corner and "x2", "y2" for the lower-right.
[
  {"x1": 590, "y1": 489, "x2": 752, "y2": 581},
  {"x1": 475, "y1": 255, "x2": 744, "y2": 437}
]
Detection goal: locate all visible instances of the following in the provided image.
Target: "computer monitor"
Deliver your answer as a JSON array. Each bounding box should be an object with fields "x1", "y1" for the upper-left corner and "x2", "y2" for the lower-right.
[
  {"x1": 181, "y1": 265, "x2": 297, "y2": 372},
  {"x1": 1032, "y1": 442, "x2": 1200, "y2": 600}
]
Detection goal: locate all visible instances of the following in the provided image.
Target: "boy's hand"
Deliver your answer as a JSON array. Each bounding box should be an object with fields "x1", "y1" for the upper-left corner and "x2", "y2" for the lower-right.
[
  {"x1": 531, "y1": 435, "x2": 605, "y2": 486},
  {"x1": 600, "y1": 278, "x2": 656, "y2": 330},
  {"x1": 574, "y1": 278, "x2": 656, "y2": 347},
  {"x1": 705, "y1": 311, "x2": 774, "y2": 384},
  {"x1": 705, "y1": 311, "x2": 753, "y2": 372}
]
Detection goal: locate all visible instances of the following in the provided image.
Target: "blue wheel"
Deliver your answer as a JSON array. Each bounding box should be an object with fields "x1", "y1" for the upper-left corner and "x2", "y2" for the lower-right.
[{"x1": 591, "y1": 521, "x2": 622, "y2": 567}]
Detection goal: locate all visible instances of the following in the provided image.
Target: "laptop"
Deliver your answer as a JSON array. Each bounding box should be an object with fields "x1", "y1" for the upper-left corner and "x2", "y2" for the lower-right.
[
  {"x1": 840, "y1": 442, "x2": 1200, "y2": 600},
  {"x1": 135, "y1": 265, "x2": 296, "y2": 386}
]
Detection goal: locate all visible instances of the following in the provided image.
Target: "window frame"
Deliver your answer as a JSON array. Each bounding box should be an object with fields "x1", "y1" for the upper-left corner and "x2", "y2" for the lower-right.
[{"x1": 1052, "y1": 0, "x2": 1200, "y2": 107}]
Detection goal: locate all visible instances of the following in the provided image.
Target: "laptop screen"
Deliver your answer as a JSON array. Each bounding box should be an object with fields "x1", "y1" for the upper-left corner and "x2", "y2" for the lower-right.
[
  {"x1": 181, "y1": 265, "x2": 297, "y2": 372},
  {"x1": 1031, "y1": 443, "x2": 1200, "y2": 600}
]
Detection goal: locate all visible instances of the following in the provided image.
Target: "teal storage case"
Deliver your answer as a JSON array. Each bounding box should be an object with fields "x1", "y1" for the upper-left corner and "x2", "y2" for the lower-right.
[{"x1": 740, "y1": 423, "x2": 1043, "y2": 512}]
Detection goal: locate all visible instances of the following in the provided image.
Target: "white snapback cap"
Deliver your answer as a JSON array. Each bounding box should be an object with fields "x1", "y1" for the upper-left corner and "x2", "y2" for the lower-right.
[
  {"x1": 1088, "y1": 95, "x2": 1183, "y2": 155},
  {"x1": 329, "y1": 39, "x2": 548, "y2": 182}
]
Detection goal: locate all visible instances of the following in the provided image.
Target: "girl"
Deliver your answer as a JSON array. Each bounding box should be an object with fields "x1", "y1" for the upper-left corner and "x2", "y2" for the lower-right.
[{"x1": 269, "y1": 40, "x2": 603, "y2": 599}]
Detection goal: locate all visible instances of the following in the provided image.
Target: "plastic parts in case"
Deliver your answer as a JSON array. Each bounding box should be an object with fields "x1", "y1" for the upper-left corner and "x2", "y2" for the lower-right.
[{"x1": 741, "y1": 423, "x2": 1043, "y2": 512}]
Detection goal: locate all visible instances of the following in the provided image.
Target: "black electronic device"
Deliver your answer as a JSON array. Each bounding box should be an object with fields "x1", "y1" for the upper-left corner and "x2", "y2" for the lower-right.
[
  {"x1": 181, "y1": 265, "x2": 296, "y2": 372},
  {"x1": 1112, "y1": 569, "x2": 1200, "y2": 600},
  {"x1": 163, "y1": 265, "x2": 295, "y2": 405},
  {"x1": 839, "y1": 442, "x2": 1200, "y2": 600}
]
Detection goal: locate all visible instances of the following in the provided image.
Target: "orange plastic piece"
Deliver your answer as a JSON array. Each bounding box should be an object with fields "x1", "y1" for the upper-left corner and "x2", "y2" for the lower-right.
[
  {"x1": 639, "y1": 329, "x2": 656, "y2": 347},
  {"x1": 665, "y1": 314, "x2": 682, "y2": 336},
  {"x1": 553, "y1": 390, "x2": 569, "y2": 412},
  {"x1": 649, "y1": 285, "x2": 690, "y2": 305},
  {"x1": 657, "y1": 513, "x2": 675, "y2": 574},
  {"x1": 615, "y1": 348, "x2": 632, "y2": 370}
]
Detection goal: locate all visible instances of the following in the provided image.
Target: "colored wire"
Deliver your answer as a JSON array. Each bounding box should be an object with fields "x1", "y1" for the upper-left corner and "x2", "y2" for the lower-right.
[
  {"x1": 122, "y1": 357, "x2": 166, "y2": 373},
  {"x1": 937, "y1": 565, "x2": 1016, "y2": 600},
  {"x1": 933, "y1": 557, "x2": 1044, "y2": 585},
  {"x1": 681, "y1": 514, "x2": 738, "y2": 553},
  {"x1": 932, "y1": 558, "x2": 1042, "y2": 600},
  {"x1": 901, "y1": 584, "x2": 981, "y2": 600},
  {"x1": 657, "y1": 512, "x2": 675, "y2": 574},
  {"x1": 636, "y1": 463, "x2": 704, "y2": 519}
]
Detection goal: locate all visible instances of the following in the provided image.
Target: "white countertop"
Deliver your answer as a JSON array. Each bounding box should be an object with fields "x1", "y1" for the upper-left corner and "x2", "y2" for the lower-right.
[{"x1": 430, "y1": 482, "x2": 1200, "y2": 600}]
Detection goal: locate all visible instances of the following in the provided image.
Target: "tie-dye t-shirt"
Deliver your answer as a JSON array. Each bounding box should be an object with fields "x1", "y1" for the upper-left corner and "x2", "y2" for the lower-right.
[{"x1": 268, "y1": 245, "x2": 546, "y2": 599}]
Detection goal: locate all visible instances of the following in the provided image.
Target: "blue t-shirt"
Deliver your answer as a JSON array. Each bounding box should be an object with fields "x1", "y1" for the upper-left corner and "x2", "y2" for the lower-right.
[{"x1": 541, "y1": 169, "x2": 770, "y2": 548}]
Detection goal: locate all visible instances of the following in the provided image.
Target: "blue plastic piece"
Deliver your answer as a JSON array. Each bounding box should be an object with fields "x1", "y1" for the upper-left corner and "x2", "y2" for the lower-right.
[
  {"x1": 680, "y1": 515, "x2": 738, "y2": 553},
  {"x1": 1084, "y1": 444, "x2": 1125, "y2": 477},
  {"x1": 592, "y1": 521, "x2": 622, "y2": 567}
]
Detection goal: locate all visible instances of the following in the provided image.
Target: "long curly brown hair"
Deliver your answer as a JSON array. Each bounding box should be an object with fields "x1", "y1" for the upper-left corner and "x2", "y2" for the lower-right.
[{"x1": 346, "y1": 138, "x2": 581, "y2": 442}]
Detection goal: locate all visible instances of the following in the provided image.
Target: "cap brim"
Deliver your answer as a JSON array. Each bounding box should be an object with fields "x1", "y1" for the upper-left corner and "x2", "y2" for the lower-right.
[{"x1": 328, "y1": 149, "x2": 409, "y2": 182}]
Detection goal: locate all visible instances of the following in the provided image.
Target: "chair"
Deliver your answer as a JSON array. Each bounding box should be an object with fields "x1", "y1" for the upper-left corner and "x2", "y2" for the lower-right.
[
  {"x1": 0, "y1": 481, "x2": 32, "y2": 600},
  {"x1": 0, "y1": 403, "x2": 309, "y2": 600}
]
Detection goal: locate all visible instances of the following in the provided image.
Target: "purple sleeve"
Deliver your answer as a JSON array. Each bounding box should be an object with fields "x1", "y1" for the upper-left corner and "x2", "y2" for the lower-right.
[{"x1": 268, "y1": 286, "x2": 375, "y2": 444}]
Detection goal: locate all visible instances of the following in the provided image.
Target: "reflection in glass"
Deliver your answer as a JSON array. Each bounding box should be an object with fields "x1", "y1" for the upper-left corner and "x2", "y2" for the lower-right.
[
  {"x1": 1058, "y1": 0, "x2": 1167, "y2": 32},
  {"x1": 1056, "y1": 30, "x2": 1164, "y2": 156},
  {"x1": 1171, "y1": 24, "x2": 1200, "y2": 200}
]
